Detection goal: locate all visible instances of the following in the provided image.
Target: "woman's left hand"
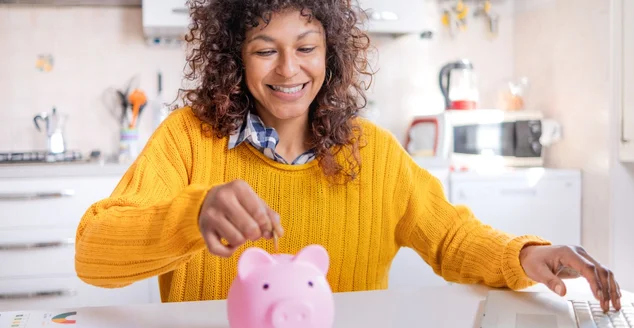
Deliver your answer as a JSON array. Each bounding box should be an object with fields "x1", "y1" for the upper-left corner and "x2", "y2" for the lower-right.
[{"x1": 519, "y1": 245, "x2": 621, "y2": 312}]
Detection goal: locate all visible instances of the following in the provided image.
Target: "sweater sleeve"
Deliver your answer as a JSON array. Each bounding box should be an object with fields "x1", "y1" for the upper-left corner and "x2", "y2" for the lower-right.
[
  {"x1": 394, "y1": 155, "x2": 552, "y2": 290},
  {"x1": 75, "y1": 110, "x2": 212, "y2": 288}
]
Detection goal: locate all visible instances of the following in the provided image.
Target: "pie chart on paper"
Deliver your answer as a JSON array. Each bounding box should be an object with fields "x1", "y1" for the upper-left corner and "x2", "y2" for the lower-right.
[{"x1": 51, "y1": 312, "x2": 76, "y2": 325}]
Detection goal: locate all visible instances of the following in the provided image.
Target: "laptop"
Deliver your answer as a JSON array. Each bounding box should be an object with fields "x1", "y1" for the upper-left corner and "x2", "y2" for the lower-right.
[{"x1": 480, "y1": 290, "x2": 634, "y2": 328}]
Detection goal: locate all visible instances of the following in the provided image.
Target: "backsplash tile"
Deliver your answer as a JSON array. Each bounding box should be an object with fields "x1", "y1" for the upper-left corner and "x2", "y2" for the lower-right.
[
  {"x1": 0, "y1": 1, "x2": 515, "y2": 155},
  {"x1": 0, "y1": 5, "x2": 186, "y2": 157}
]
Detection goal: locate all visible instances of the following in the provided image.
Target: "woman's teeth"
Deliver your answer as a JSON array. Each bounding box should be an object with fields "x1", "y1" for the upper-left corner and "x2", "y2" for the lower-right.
[{"x1": 270, "y1": 84, "x2": 305, "y2": 94}]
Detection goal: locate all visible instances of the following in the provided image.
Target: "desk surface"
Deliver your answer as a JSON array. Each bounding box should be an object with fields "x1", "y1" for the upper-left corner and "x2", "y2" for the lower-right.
[{"x1": 1, "y1": 279, "x2": 631, "y2": 328}]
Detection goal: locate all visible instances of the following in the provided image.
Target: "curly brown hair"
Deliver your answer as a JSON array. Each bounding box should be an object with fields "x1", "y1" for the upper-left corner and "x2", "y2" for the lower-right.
[{"x1": 180, "y1": 0, "x2": 374, "y2": 181}]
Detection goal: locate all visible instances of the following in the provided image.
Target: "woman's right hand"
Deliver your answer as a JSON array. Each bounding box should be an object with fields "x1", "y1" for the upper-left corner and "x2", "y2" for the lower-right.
[{"x1": 198, "y1": 180, "x2": 284, "y2": 257}]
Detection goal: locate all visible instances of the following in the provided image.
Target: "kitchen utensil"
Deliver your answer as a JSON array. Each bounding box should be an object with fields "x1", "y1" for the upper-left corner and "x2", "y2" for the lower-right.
[
  {"x1": 474, "y1": 0, "x2": 499, "y2": 37},
  {"x1": 438, "y1": 59, "x2": 479, "y2": 110},
  {"x1": 487, "y1": 13, "x2": 499, "y2": 36},
  {"x1": 441, "y1": 9, "x2": 455, "y2": 37},
  {"x1": 103, "y1": 88, "x2": 125, "y2": 124},
  {"x1": 33, "y1": 107, "x2": 68, "y2": 154},
  {"x1": 441, "y1": 2, "x2": 464, "y2": 37},
  {"x1": 152, "y1": 71, "x2": 170, "y2": 130},
  {"x1": 474, "y1": 0, "x2": 491, "y2": 17},
  {"x1": 128, "y1": 89, "x2": 147, "y2": 129},
  {"x1": 454, "y1": 0, "x2": 469, "y2": 31},
  {"x1": 103, "y1": 76, "x2": 140, "y2": 126}
]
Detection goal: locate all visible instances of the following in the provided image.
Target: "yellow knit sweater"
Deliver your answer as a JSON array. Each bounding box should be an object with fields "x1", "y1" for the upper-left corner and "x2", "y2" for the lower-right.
[{"x1": 75, "y1": 107, "x2": 550, "y2": 302}]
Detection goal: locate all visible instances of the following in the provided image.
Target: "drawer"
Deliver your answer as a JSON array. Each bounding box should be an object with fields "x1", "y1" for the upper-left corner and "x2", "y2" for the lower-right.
[
  {"x1": 0, "y1": 229, "x2": 76, "y2": 279},
  {"x1": 0, "y1": 176, "x2": 120, "y2": 229},
  {"x1": 0, "y1": 275, "x2": 158, "y2": 312}
]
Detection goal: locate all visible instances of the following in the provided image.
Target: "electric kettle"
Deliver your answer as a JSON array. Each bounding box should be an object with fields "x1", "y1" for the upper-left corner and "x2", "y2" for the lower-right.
[{"x1": 438, "y1": 59, "x2": 479, "y2": 110}]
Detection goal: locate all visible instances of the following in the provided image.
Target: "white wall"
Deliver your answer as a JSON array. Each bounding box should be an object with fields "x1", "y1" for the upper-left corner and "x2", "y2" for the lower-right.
[
  {"x1": 514, "y1": 0, "x2": 634, "y2": 290},
  {"x1": 609, "y1": 0, "x2": 634, "y2": 292},
  {"x1": 0, "y1": 5, "x2": 185, "y2": 158},
  {"x1": 513, "y1": 0, "x2": 613, "y2": 265},
  {"x1": 610, "y1": 163, "x2": 634, "y2": 291},
  {"x1": 0, "y1": 1, "x2": 517, "y2": 155},
  {"x1": 367, "y1": 0, "x2": 516, "y2": 143}
]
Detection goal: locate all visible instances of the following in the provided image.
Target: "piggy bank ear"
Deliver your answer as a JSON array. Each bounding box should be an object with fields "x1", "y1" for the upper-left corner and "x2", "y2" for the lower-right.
[
  {"x1": 293, "y1": 245, "x2": 329, "y2": 275},
  {"x1": 238, "y1": 247, "x2": 275, "y2": 280}
]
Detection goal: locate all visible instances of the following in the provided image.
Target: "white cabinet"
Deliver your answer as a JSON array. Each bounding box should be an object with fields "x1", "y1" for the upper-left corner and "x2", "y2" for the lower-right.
[
  {"x1": 0, "y1": 176, "x2": 120, "y2": 229},
  {"x1": 0, "y1": 276, "x2": 157, "y2": 312},
  {"x1": 357, "y1": 0, "x2": 426, "y2": 35},
  {"x1": 449, "y1": 169, "x2": 581, "y2": 246},
  {"x1": 0, "y1": 173, "x2": 161, "y2": 312},
  {"x1": 142, "y1": 0, "x2": 189, "y2": 39},
  {"x1": 621, "y1": 0, "x2": 634, "y2": 162}
]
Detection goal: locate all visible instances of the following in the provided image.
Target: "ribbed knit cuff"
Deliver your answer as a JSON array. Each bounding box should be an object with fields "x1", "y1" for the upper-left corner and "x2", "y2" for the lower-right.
[
  {"x1": 501, "y1": 235, "x2": 552, "y2": 290},
  {"x1": 177, "y1": 183, "x2": 215, "y2": 247}
]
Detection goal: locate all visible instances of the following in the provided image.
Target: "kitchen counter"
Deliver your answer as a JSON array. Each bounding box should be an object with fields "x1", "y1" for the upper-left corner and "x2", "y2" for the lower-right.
[
  {"x1": 0, "y1": 278, "x2": 630, "y2": 328},
  {"x1": 0, "y1": 162, "x2": 130, "y2": 179}
]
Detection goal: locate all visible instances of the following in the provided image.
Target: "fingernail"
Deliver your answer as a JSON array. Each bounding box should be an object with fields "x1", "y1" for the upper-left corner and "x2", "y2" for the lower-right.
[
  {"x1": 555, "y1": 284, "x2": 563, "y2": 296},
  {"x1": 597, "y1": 290, "x2": 603, "y2": 301},
  {"x1": 263, "y1": 230, "x2": 272, "y2": 239}
]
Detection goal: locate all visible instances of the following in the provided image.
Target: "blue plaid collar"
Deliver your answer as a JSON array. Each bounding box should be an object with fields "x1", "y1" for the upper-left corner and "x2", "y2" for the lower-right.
[{"x1": 228, "y1": 111, "x2": 316, "y2": 165}]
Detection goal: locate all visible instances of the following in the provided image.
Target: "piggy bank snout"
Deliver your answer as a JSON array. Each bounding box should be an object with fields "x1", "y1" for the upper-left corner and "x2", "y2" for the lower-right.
[{"x1": 271, "y1": 299, "x2": 314, "y2": 328}]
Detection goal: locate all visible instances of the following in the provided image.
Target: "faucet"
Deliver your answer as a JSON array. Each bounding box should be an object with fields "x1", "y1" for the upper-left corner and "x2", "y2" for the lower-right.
[{"x1": 33, "y1": 107, "x2": 67, "y2": 154}]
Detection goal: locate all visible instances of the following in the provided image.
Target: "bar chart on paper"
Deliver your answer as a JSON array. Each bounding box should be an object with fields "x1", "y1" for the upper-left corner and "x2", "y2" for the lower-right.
[{"x1": 0, "y1": 311, "x2": 77, "y2": 327}]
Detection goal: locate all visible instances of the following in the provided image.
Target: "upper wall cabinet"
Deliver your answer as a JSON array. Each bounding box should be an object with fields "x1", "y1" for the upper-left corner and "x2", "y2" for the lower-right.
[
  {"x1": 356, "y1": 0, "x2": 426, "y2": 35},
  {"x1": 621, "y1": 0, "x2": 634, "y2": 162},
  {"x1": 141, "y1": 0, "x2": 427, "y2": 41},
  {"x1": 142, "y1": 0, "x2": 190, "y2": 40}
]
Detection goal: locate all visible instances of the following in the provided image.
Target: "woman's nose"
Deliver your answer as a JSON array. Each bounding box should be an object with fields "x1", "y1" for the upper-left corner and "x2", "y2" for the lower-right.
[{"x1": 275, "y1": 52, "x2": 300, "y2": 79}]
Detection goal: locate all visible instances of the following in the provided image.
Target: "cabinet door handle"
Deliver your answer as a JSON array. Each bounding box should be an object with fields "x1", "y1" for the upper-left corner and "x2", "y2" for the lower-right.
[
  {"x1": 0, "y1": 239, "x2": 74, "y2": 251},
  {"x1": 0, "y1": 190, "x2": 74, "y2": 201},
  {"x1": 0, "y1": 289, "x2": 76, "y2": 300},
  {"x1": 621, "y1": 97, "x2": 630, "y2": 143}
]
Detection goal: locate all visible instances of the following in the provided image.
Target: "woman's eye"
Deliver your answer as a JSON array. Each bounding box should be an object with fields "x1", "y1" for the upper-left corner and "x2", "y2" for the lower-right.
[
  {"x1": 256, "y1": 50, "x2": 276, "y2": 56},
  {"x1": 299, "y1": 47, "x2": 316, "y2": 53}
]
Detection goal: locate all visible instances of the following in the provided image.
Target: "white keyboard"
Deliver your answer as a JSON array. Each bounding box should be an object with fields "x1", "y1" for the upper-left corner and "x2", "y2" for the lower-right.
[{"x1": 572, "y1": 300, "x2": 634, "y2": 328}]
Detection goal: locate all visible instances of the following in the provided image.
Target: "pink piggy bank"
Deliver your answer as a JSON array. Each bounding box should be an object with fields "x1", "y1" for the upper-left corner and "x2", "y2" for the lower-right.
[{"x1": 226, "y1": 244, "x2": 335, "y2": 328}]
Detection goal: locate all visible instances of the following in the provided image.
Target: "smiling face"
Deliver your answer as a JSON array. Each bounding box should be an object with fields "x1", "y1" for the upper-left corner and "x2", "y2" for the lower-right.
[{"x1": 241, "y1": 9, "x2": 327, "y2": 124}]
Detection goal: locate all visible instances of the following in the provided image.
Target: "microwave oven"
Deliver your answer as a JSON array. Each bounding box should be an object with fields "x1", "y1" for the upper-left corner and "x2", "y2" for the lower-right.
[{"x1": 405, "y1": 110, "x2": 561, "y2": 169}]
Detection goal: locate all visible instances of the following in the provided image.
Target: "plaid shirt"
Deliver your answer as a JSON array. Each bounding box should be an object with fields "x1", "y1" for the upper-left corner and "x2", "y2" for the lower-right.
[{"x1": 228, "y1": 111, "x2": 316, "y2": 165}]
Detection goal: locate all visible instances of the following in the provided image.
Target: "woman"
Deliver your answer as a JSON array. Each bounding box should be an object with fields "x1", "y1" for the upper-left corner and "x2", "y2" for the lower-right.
[{"x1": 75, "y1": 0, "x2": 622, "y2": 311}]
